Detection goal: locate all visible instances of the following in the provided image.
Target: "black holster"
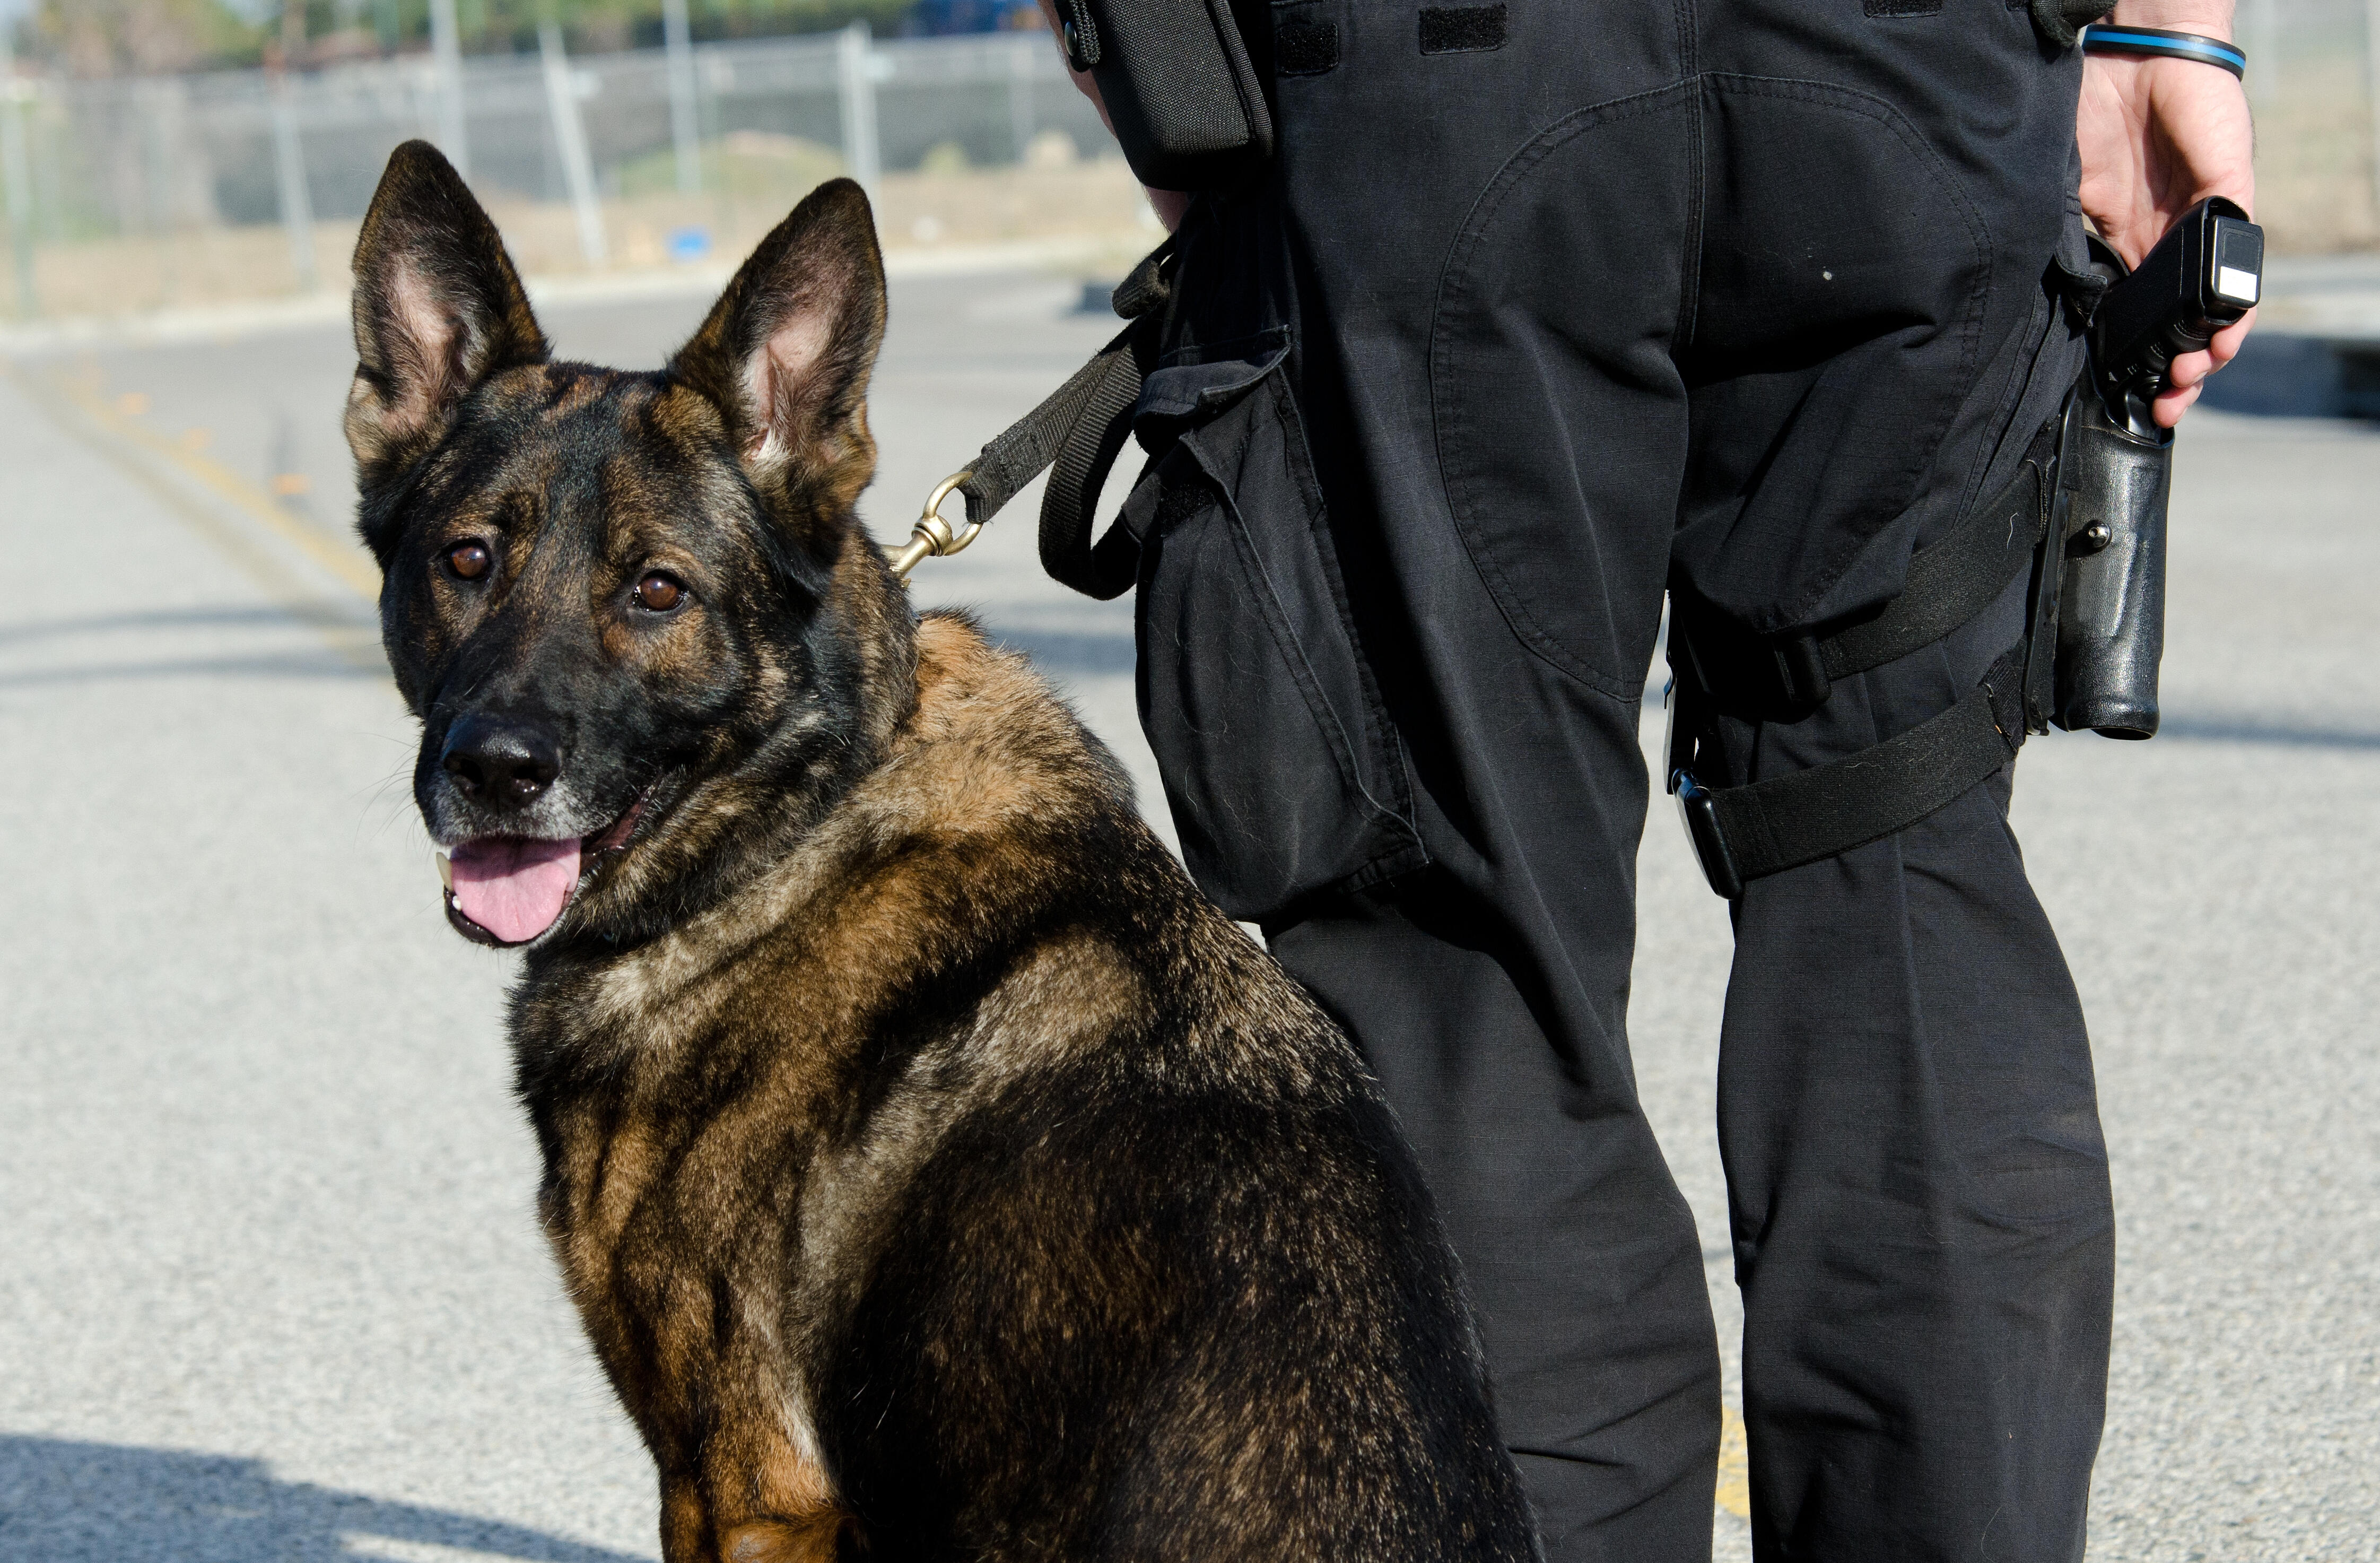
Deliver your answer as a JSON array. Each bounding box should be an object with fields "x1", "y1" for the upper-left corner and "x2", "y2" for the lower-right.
[{"x1": 2034, "y1": 374, "x2": 2172, "y2": 740}]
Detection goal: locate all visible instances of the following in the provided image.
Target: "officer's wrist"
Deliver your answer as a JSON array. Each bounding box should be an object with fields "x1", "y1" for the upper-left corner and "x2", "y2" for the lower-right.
[{"x1": 2102, "y1": 0, "x2": 2235, "y2": 42}]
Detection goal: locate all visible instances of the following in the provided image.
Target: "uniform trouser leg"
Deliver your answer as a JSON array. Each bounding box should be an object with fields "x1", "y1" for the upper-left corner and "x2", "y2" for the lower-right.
[
  {"x1": 1271, "y1": 638, "x2": 2114, "y2": 1563},
  {"x1": 1154, "y1": 4, "x2": 2115, "y2": 1558},
  {"x1": 1270, "y1": 870, "x2": 1726, "y2": 1562},
  {"x1": 1271, "y1": 557, "x2": 2114, "y2": 1563},
  {"x1": 1710, "y1": 576, "x2": 2115, "y2": 1562}
]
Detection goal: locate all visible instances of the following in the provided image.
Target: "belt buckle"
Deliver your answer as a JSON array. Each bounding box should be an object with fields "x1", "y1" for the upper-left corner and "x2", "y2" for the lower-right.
[
  {"x1": 1767, "y1": 632, "x2": 1830, "y2": 711},
  {"x1": 1674, "y1": 601, "x2": 1829, "y2": 719}
]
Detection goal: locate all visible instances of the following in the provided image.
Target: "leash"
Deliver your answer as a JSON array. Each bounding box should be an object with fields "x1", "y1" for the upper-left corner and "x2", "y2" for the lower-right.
[{"x1": 888, "y1": 237, "x2": 1176, "y2": 601}]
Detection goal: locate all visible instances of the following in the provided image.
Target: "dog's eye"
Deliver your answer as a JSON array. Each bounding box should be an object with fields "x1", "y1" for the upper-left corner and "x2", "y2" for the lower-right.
[
  {"x1": 446, "y1": 541, "x2": 492, "y2": 581},
  {"x1": 634, "y1": 572, "x2": 686, "y2": 613}
]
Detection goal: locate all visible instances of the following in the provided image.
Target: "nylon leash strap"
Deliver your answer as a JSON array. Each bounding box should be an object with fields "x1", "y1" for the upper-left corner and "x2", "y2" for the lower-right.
[{"x1": 888, "y1": 238, "x2": 1174, "y2": 596}]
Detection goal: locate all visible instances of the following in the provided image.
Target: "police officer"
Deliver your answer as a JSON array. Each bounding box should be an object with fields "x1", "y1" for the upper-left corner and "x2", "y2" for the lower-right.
[{"x1": 1042, "y1": 0, "x2": 2254, "y2": 1556}]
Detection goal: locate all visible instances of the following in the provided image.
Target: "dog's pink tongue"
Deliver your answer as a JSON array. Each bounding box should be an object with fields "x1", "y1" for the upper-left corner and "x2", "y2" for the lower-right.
[{"x1": 448, "y1": 836, "x2": 581, "y2": 944}]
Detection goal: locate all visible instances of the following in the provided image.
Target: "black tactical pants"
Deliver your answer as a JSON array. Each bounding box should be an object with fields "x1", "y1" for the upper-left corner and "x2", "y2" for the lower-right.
[{"x1": 1128, "y1": 1, "x2": 2117, "y2": 1559}]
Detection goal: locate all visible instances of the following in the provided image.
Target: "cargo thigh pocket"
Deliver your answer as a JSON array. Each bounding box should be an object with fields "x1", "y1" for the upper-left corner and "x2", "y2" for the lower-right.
[{"x1": 1129, "y1": 336, "x2": 1428, "y2": 925}]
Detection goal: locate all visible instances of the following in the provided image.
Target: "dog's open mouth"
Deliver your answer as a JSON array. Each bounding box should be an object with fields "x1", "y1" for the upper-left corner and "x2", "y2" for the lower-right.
[{"x1": 438, "y1": 788, "x2": 657, "y2": 948}]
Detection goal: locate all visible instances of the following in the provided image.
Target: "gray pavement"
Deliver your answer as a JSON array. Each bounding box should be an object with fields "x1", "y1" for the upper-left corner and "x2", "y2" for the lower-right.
[{"x1": 1, "y1": 271, "x2": 2374, "y2": 1562}]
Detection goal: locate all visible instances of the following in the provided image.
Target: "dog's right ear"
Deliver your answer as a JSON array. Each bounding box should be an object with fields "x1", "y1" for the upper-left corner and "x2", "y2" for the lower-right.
[{"x1": 344, "y1": 141, "x2": 547, "y2": 501}]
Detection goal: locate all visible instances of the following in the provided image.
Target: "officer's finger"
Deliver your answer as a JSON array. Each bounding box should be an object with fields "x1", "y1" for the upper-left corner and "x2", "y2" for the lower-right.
[
  {"x1": 2167, "y1": 346, "x2": 2217, "y2": 393},
  {"x1": 2151, "y1": 306, "x2": 2255, "y2": 428},
  {"x1": 2165, "y1": 312, "x2": 2254, "y2": 389},
  {"x1": 2157, "y1": 346, "x2": 2212, "y2": 426},
  {"x1": 2152, "y1": 380, "x2": 2203, "y2": 428},
  {"x1": 2207, "y1": 307, "x2": 2256, "y2": 370}
]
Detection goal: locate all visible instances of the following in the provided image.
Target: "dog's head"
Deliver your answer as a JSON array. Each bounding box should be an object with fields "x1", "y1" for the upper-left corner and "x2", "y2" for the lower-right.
[{"x1": 346, "y1": 141, "x2": 913, "y2": 952}]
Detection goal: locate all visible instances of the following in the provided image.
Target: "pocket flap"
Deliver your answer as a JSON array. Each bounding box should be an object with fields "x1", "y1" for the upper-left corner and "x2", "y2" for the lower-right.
[
  {"x1": 1128, "y1": 350, "x2": 1428, "y2": 925},
  {"x1": 1134, "y1": 328, "x2": 1293, "y2": 424}
]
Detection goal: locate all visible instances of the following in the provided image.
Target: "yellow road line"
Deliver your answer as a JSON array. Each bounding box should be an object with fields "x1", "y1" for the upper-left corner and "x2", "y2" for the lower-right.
[
  {"x1": 0, "y1": 358, "x2": 383, "y2": 674},
  {"x1": 52, "y1": 371, "x2": 379, "y2": 601},
  {"x1": 1717, "y1": 1402, "x2": 1751, "y2": 1518}
]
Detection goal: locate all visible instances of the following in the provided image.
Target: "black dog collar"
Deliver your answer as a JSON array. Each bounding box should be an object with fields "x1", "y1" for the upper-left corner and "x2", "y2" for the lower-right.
[{"x1": 2080, "y1": 23, "x2": 2247, "y2": 77}]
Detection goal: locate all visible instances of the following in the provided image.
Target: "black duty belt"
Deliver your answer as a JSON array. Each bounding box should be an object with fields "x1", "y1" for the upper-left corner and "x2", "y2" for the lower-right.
[{"x1": 1666, "y1": 425, "x2": 2058, "y2": 899}]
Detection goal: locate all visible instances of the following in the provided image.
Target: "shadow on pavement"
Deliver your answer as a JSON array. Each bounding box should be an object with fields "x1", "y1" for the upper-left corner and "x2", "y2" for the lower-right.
[
  {"x1": 2199, "y1": 333, "x2": 2380, "y2": 420},
  {"x1": 0, "y1": 1435, "x2": 650, "y2": 1563},
  {"x1": 0, "y1": 605, "x2": 374, "y2": 648},
  {"x1": 0, "y1": 603, "x2": 385, "y2": 685},
  {"x1": 2155, "y1": 715, "x2": 2380, "y2": 750},
  {"x1": 0, "y1": 655, "x2": 383, "y2": 687}
]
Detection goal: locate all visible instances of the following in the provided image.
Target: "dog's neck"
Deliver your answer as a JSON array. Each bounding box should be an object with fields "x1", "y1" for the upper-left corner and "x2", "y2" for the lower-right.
[
  {"x1": 806, "y1": 524, "x2": 923, "y2": 778},
  {"x1": 509, "y1": 605, "x2": 1119, "y2": 1088}
]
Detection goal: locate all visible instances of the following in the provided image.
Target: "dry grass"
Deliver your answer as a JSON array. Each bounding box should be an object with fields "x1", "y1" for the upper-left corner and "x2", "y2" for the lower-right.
[{"x1": 13, "y1": 157, "x2": 1156, "y2": 322}]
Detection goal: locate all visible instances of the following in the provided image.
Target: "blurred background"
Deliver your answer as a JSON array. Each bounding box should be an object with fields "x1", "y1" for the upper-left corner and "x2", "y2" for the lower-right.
[
  {"x1": 0, "y1": 4, "x2": 2374, "y2": 1563},
  {"x1": 0, "y1": 0, "x2": 2377, "y2": 325},
  {"x1": 0, "y1": 0, "x2": 1157, "y2": 323},
  {"x1": 1, "y1": 0, "x2": 2375, "y2": 408}
]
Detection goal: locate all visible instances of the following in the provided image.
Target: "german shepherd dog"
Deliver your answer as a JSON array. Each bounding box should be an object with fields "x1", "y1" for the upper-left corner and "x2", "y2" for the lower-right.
[{"x1": 346, "y1": 141, "x2": 1537, "y2": 1562}]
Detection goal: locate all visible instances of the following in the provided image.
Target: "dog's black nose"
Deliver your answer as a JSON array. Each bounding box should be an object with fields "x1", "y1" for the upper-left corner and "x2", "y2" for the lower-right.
[{"x1": 441, "y1": 717, "x2": 561, "y2": 809}]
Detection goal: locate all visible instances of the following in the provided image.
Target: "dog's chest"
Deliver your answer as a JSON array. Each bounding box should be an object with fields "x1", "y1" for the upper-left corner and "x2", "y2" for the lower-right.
[{"x1": 512, "y1": 848, "x2": 1060, "y2": 1507}]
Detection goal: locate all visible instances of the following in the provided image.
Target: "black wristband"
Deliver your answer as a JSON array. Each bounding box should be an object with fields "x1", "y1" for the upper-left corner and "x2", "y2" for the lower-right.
[{"x1": 2080, "y1": 23, "x2": 2247, "y2": 77}]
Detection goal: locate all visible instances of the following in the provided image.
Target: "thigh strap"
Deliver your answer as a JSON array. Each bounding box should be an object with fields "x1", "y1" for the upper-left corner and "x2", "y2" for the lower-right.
[{"x1": 1666, "y1": 425, "x2": 2058, "y2": 898}]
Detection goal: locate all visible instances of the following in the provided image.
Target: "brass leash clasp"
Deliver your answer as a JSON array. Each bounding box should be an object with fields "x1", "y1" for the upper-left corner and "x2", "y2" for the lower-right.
[{"x1": 889, "y1": 471, "x2": 980, "y2": 583}]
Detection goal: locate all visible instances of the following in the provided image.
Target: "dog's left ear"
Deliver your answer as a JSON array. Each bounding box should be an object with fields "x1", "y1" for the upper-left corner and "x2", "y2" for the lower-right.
[
  {"x1": 670, "y1": 178, "x2": 887, "y2": 523},
  {"x1": 345, "y1": 141, "x2": 548, "y2": 494}
]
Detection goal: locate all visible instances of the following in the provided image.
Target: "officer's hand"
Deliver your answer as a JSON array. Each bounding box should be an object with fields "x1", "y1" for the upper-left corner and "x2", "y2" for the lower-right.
[{"x1": 2077, "y1": 2, "x2": 2257, "y2": 427}]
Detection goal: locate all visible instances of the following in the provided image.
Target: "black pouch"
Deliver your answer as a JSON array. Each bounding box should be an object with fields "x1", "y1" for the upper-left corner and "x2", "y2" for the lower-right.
[
  {"x1": 1053, "y1": 0, "x2": 1273, "y2": 189},
  {"x1": 1121, "y1": 200, "x2": 1427, "y2": 925}
]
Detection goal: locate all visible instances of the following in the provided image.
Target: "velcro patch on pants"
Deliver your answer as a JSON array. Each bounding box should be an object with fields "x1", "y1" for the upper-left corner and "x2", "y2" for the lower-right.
[
  {"x1": 1419, "y1": 3, "x2": 1506, "y2": 54},
  {"x1": 1864, "y1": 0, "x2": 1946, "y2": 14},
  {"x1": 1276, "y1": 20, "x2": 1342, "y2": 74}
]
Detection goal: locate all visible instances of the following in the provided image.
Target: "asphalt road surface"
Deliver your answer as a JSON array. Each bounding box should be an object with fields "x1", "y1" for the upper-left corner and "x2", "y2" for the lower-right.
[{"x1": 3, "y1": 267, "x2": 2374, "y2": 1563}]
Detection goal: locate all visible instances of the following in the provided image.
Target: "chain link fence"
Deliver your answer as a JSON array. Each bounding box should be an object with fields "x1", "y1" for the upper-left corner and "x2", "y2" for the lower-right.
[
  {"x1": 0, "y1": 25, "x2": 1139, "y2": 320},
  {"x1": 3, "y1": 4, "x2": 2378, "y2": 323}
]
